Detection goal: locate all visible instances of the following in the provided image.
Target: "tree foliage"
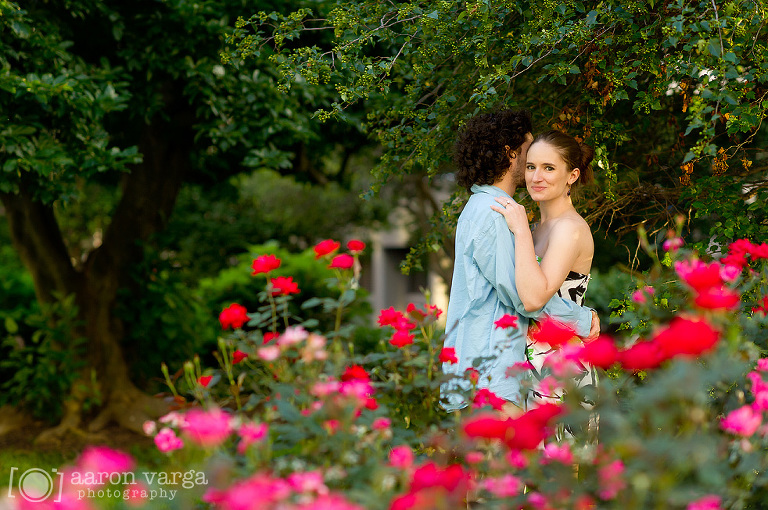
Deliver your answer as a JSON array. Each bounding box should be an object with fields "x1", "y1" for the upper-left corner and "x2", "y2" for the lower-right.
[
  {"x1": 0, "y1": 0, "x2": 388, "y2": 433},
  {"x1": 229, "y1": 0, "x2": 768, "y2": 268}
]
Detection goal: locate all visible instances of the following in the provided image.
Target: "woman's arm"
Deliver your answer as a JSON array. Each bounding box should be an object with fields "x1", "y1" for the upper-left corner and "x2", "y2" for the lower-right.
[{"x1": 491, "y1": 199, "x2": 581, "y2": 311}]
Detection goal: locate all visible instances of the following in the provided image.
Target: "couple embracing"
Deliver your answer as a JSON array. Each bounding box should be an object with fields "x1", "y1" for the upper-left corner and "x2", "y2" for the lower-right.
[{"x1": 441, "y1": 109, "x2": 600, "y2": 417}]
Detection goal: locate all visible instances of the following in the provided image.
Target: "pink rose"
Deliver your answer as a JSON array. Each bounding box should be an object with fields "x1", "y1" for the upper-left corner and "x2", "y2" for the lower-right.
[
  {"x1": 389, "y1": 445, "x2": 414, "y2": 468},
  {"x1": 154, "y1": 427, "x2": 184, "y2": 453},
  {"x1": 181, "y1": 408, "x2": 233, "y2": 448}
]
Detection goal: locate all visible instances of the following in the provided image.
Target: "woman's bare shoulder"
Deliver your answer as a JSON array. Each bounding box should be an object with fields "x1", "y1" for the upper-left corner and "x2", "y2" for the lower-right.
[{"x1": 550, "y1": 213, "x2": 592, "y2": 238}]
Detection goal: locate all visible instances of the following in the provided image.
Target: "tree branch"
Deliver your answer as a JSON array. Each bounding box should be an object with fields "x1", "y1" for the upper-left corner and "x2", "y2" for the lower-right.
[{"x1": 0, "y1": 189, "x2": 80, "y2": 303}]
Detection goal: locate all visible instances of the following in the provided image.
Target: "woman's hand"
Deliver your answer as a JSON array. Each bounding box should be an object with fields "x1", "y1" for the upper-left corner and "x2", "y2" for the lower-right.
[{"x1": 491, "y1": 197, "x2": 529, "y2": 236}]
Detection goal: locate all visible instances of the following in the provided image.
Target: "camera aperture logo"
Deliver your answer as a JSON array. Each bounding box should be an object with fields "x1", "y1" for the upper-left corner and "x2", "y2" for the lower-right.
[{"x1": 7, "y1": 467, "x2": 208, "y2": 503}]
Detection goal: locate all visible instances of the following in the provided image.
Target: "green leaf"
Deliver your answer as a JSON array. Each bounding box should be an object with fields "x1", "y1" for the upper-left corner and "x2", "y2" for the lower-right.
[
  {"x1": 4, "y1": 317, "x2": 18, "y2": 334},
  {"x1": 707, "y1": 41, "x2": 721, "y2": 57}
]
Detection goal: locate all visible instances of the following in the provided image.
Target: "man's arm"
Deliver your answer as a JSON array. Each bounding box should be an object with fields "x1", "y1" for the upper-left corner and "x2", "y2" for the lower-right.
[{"x1": 474, "y1": 214, "x2": 595, "y2": 337}]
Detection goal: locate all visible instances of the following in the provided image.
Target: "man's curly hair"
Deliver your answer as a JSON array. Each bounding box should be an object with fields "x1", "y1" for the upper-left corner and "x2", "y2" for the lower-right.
[{"x1": 453, "y1": 109, "x2": 533, "y2": 191}]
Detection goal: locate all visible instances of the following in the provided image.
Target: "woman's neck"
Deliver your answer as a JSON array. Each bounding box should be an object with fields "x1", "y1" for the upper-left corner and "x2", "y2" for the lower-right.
[{"x1": 538, "y1": 196, "x2": 574, "y2": 222}]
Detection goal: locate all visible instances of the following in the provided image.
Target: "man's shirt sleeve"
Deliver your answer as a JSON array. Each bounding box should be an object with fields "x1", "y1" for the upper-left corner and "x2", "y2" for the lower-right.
[{"x1": 472, "y1": 214, "x2": 593, "y2": 337}]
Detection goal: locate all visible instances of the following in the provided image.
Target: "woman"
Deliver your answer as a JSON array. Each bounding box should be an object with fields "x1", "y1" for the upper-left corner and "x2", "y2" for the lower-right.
[{"x1": 490, "y1": 130, "x2": 595, "y2": 399}]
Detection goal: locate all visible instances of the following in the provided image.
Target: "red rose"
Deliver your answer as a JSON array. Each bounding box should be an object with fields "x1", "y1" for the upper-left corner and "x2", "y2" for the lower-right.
[
  {"x1": 720, "y1": 248, "x2": 748, "y2": 268},
  {"x1": 390, "y1": 330, "x2": 415, "y2": 348},
  {"x1": 463, "y1": 413, "x2": 512, "y2": 440},
  {"x1": 750, "y1": 242, "x2": 768, "y2": 259},
  {"x1": 529, "y1": 319, "x2": 578, "y2": 349},
  {"x1": 347, "y1": 239, "x2": 366, "y2": 253},
  {"x1": 653, "y1": 317, "x2": 720, "y2": 358},
  {"x1": 524, "y1": 402, "x2": 563, "y2": 425},
  {"x1": 270, "y1": 276, "x2": 300, "y2": 296},
  {"x1": 232, "y1": 350, "x2": 248, "y2": 364},
  {"x1": 219, "y1": 303, "x2": 249, "y2": 330},
  {"x1": 341, "y1": 364, "x2": 370, "y2": 382},
  {"x1": 674, "y1": 260, "x2": 723, "y2": 292},
  {"x1": 263, "y1": 331, "x2": 280, "y2": 344},
  {"x1": 410, "y1": 462, "x2": 469, "y2": 493},
  {"x1": 393, "y1": 316, "x2": 417, "y2": 332},
  {"x1": 426, "y1": 304, "x2": 443, "y2": 318},
  {"x1": 694, "y1": 286, "x2": 740, "y2": 310},
  {"x1": 579, "y1": 336, "x2": 620, "y2": 369},
  {"x1": 378, "y1": 307, "x2": 404, "y2": 327},
  {"x1": 504, "y1": 403, "x2": 563, "y2": 451},
  {"x1": 465, "y1": 367, "x2": 480, "y2": 385},
  {"x1": 251, "y1": 254, "x2": 281, "y2": 275},
  {"x1": 729, "y1": 239, "x2": 754, "y2": 256},
  {"x1": 753, "y1": 296, "x2": 768, "y2": 315},
  {"x1": 329, "y1": 253, "x2": 354, "y2": 269},
  {"x1": 198, "y1": 375, "x2": 212, "y2": 387},
  {"x1": 619, "y1": 341, "x2": 666, "y2": 371},
  {"x1": 473, "y1": 388, "x2": 506, "y2": 411},
  {"x1": 314, "y1": 239, "x2": 340, "y2": 259},
  {"x1": 365, "y1": 397, "x2": 379, "y2": 410},
  {"x1": 439, "y1": 347, "x2": 458, "y2": 364},
  {"x1": 406, "y1": 302, "x2": 427, "y2": 321},
  {"x1": 494, "y1": 314, "x2": 518, "y2": 329}
]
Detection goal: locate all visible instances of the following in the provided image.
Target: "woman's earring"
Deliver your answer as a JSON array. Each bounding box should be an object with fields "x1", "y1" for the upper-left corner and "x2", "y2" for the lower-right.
[{"x1": 567, "y1": 184, "x2": 571, "y2": 197}]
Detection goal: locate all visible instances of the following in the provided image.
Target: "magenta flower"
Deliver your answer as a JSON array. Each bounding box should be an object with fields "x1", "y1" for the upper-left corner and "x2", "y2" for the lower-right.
[
  {"x1": 295, "y1": 493, "x2": 365, "y2": 510},
  {"x1": 237, "y1": 422, "x2": 268, "y2": 454},
  {"x1": 181, "y1": 408, "x2": 233, "y2": 448},
  {"x1": 720, "y1": 264, "x2": 742, "y2": 282},
  {"x1": 77, "y1": 446, "x2": 135, "y2": 476},
  {"x1": 721, "y1": 405, "x2": 762, "y2": 436},
  {"x1": 154, "y1": 427, "x2": 184, "y2": 453},
  {"x1": 597, "y1": 459, "x2": 626, "y2": 500},
  {"x1": 494, "y1": 313, "x2": 518, "y2": 329},
  {"x1": 372, "y1": 417, "x2": 391, "y2": 431},
  {"x1": 287, "y1": 471, "x2": 328, "y2": 495},
  {"x1": 202, "y1": 473, "x2": 292, "y2": 509},
  {"x1": 687, "y1": 495, "x2": 723, "y2": 510},
  {"x1": 482, "y1": 474, "x2": 523, "y2": 497},
  {"x1": 389, "y1": 445, "x2": 414, "y2": 469},
  {"x1": 662, "y1": 237, "x2": 684, "y2": 251},
  {"x1": 542, "y1": 442, "x2": 573, "y2": 465},
  {"x1": 311, "y1": 379, "x2": 342, "y2": 397}
]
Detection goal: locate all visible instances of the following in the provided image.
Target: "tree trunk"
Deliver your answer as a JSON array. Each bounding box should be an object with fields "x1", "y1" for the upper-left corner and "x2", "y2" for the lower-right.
[{"x1": 0, "y1": 105, "x2": 193, "y2": 442}]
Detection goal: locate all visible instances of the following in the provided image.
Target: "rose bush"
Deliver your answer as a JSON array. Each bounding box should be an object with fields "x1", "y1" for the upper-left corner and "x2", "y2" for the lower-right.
[{"x1": 5, "y1": 231, "x2": 768, "y2": 509}]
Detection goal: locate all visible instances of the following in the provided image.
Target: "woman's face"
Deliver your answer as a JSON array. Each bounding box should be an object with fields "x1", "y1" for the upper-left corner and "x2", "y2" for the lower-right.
[{"x1": 525, "y1": 141, "x2": 579, "y2": 202}]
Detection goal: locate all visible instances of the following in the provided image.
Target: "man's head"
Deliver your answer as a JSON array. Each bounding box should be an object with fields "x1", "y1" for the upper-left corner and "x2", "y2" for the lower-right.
[{"x1": 453, "y1": 109, "x2": 533, "y2": 191}]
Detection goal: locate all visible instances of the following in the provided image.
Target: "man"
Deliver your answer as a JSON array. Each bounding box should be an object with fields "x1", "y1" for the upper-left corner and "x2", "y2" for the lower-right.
[{"x1": 441, "y1": 109, "x2": 599, "y2": 414}]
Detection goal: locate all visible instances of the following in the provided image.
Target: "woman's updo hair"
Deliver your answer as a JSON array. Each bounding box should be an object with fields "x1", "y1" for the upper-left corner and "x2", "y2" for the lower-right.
[
  {"x1": 453, "y1": 109, "x2": 533, "y2": 191},
  {"x1": 533, "y1": 130, "x2": 595, "y2": 190}
]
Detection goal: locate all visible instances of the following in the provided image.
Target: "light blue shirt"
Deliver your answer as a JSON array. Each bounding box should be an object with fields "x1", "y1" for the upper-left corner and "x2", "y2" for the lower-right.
[{"x1": 441, "y1": 184, "x2": 593, "y2": 409}]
